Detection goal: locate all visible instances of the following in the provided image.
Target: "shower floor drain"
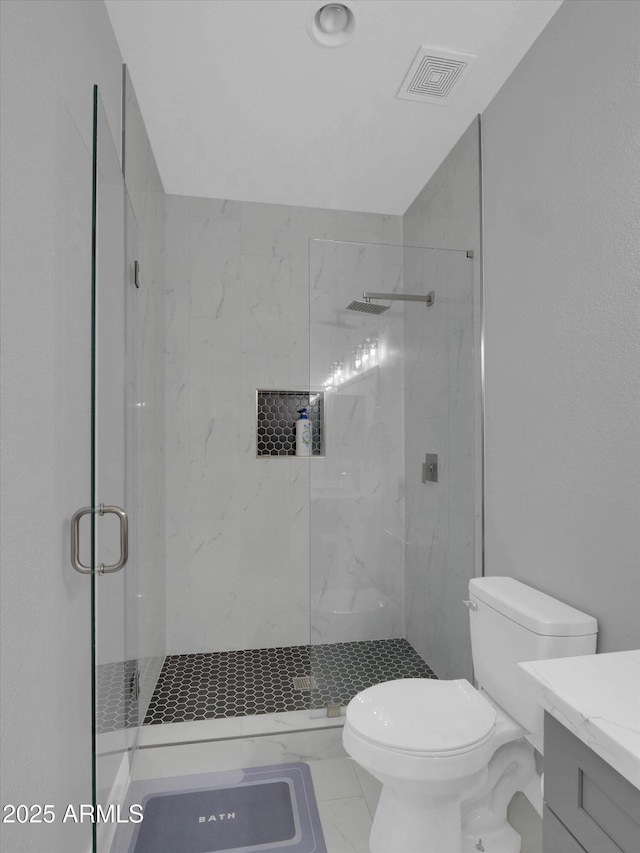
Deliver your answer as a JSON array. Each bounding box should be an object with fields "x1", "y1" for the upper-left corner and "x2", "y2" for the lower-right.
[{"x1": 292, "y1": 676, "x2": 317, "y2": 691}]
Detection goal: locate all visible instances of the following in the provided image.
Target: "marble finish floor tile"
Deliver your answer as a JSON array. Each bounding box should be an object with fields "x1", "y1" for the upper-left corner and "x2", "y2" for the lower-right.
[
  {"x1": 132, "y1": 734, "x2": 542, "y2": 853},
  {"x1": 318, "y1": 796, "x2": 373, "y2": 853},
  {"x1": 309, "y1": 757, "x2": 363, "y2": 802},
  {"x1": 352, "y1": 763, "x2": 382, "y2": 817}
]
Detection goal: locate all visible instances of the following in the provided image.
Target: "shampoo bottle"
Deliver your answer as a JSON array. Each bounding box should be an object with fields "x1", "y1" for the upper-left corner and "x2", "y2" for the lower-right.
[{"x1": 295, "y1": 408, "x2": 312, "y2": 457}]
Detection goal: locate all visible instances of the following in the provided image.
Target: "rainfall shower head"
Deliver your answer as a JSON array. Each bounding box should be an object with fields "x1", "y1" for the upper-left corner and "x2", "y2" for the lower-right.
[
  {"x1": 345, "y1": 291, "x2": 435, "y2": 313},
  {"x1": 346, "y1": 299, "x2": 390, "y2": 315}
]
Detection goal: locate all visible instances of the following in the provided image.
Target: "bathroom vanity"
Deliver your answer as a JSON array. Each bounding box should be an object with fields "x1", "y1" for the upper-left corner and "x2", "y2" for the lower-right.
[{"x1": 519, "y1": 650, "x2": 640, "y2": 853}]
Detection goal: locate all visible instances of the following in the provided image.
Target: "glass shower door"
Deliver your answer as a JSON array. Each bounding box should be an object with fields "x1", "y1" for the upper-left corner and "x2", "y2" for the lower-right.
[
  {"x1": 308, "y1": 238, "x2": 475, "y2": 712},
  {"x1": 91, "y1": 87, "x2": 138, "y2": 852}
]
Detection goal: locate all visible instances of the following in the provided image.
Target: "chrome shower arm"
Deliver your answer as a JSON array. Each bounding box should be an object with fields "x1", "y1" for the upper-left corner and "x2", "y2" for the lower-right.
[{"x1": 363, "y1": 291, "x2": 434, "y2": 305}]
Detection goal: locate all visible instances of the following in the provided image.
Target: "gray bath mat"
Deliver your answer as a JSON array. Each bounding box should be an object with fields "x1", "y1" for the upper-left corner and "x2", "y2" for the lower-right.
[{"x1": 113, "y1": 763, "x2": 326, "y2": 853}]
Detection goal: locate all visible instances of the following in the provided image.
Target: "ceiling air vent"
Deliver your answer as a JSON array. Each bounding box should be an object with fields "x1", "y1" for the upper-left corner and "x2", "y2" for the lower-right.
[{"x1": 397, "y1": 47, "x2": 477, "y2": 104}]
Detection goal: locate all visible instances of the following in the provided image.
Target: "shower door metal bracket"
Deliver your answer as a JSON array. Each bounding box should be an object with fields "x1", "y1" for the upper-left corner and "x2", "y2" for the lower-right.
[
  {"x1": 422, "y1": 454, "x2": 438, "y2": 483},
  {"x1": 70, "y1": 504, "x2": 129, "y2": 574}
]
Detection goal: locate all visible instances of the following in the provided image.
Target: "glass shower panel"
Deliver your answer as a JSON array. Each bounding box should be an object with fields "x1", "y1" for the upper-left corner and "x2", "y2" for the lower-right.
[
  {"x1": 92, "y1": 89, "x2": 139, "y2": 853},
  {"x1": 308, "y1": 239, "x2": 406, "y2": 711},
  {"x1": 308, "y1": 239, "x2": 474, "y2": 712},
  {"x1": 403, "y1": 247, "x2": 475, "y2": 681}
]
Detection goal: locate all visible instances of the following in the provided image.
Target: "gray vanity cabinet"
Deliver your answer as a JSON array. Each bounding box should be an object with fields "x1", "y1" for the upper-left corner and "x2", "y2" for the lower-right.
[{"x1": 543, "y1": 713, "x2": 640, "y2": 853}]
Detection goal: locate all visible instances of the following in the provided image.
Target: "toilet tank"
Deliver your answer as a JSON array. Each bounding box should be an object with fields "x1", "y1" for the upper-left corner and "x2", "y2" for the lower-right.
[{"x1": 468, "y1": 577, "x2": 597, "y2": 748}]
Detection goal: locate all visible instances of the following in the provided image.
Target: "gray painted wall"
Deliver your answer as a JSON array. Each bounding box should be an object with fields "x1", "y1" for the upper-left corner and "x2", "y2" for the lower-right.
[
  {"x1": 0, "y1": 2, "x2": 123, "y2": 851},
  {"x1": 482, "y1": 0, "x2": 640, "y2": 651}
]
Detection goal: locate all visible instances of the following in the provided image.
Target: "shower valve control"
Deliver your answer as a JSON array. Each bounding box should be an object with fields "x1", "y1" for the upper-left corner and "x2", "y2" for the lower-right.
[{"x1": 422, "y1": 454, "x2": 438, "y2": 484}]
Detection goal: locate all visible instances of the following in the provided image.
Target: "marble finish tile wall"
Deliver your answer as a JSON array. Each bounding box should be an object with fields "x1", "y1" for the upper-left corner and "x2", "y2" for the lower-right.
[
  {"x1": 402, "y1": 120, "x2": 481, "y2": 682},
  {"x1": 165, "y1": 197, "x2": 400, "y2": 654}
]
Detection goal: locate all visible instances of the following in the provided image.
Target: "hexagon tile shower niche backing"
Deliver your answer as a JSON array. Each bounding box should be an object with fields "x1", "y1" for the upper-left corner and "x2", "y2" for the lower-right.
[{"x1": 256, "y1": 390, "x2": 324, "y2": 457}]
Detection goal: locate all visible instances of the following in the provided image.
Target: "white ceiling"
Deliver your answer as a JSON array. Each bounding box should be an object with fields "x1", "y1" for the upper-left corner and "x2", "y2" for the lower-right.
[{"x1": 105, "y1": 0, "x2": 562, "y2": 215}]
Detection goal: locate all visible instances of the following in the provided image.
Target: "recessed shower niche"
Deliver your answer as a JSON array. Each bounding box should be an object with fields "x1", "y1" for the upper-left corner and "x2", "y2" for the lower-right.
[{"x1": 256, "y1": 389, "x2": 324, "y2": 457}]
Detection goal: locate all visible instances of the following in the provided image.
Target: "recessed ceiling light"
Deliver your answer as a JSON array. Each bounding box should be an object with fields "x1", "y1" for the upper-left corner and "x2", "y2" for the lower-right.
[
  {"x1": 308, "y1": 3, "x2": 355, "y2": 48},
  {"x1": 317, "y1": 4, "x2": 349, "y2": 34}
]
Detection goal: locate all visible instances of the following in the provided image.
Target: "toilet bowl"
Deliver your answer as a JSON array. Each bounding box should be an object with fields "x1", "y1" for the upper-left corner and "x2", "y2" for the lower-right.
[
  {"x1": 342, "y1": 577, "x2": 598, "y2": 853},
  {"x1": 343, "y1": 678, "x2": 532, "y2": 853}
]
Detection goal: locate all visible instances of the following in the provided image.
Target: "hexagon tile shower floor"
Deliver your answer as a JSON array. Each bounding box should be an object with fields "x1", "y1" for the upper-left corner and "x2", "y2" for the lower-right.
[{"x1": 143, "y1": 638, "x2": 436, "y2": 725}]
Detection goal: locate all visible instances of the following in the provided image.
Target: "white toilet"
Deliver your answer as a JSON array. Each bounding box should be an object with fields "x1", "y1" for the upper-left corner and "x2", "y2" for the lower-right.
[{"x1": 343, "y1": 577, "x2": 598, "y2": 853}]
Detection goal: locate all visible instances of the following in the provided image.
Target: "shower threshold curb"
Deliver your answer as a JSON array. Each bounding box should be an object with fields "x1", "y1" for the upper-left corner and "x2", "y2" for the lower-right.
[{"x1": 138, "y1": 708, "x2": 345, "y2": 749}]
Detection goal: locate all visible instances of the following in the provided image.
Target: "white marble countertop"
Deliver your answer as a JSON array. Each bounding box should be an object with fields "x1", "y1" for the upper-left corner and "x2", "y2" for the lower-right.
[{"x1": 519, "y1": 649, "x2": 640, "y2": 790}]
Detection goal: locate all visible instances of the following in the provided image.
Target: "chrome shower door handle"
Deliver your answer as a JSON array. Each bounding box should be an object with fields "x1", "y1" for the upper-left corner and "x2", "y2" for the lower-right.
[
  {"x1": 71, "y1": 506, "x2": 93, "y2": 573},
  {"x1": 99, "y1": 505, "x2": 128, "y2": 573},
  {"x1": 70, "y1": 504, "x2": 129, "y2": 574}
]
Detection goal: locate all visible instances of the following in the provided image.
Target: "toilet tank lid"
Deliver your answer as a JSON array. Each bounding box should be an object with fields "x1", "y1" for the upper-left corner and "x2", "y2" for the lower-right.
[{"x1": 469, "y1": 577, "x2": 598, "y2": 637}]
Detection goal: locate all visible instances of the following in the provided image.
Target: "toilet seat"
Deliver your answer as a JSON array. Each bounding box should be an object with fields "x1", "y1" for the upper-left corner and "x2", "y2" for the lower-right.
[{"x1": 346, "y1": 678, "x2": 497, "y2": 756}]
